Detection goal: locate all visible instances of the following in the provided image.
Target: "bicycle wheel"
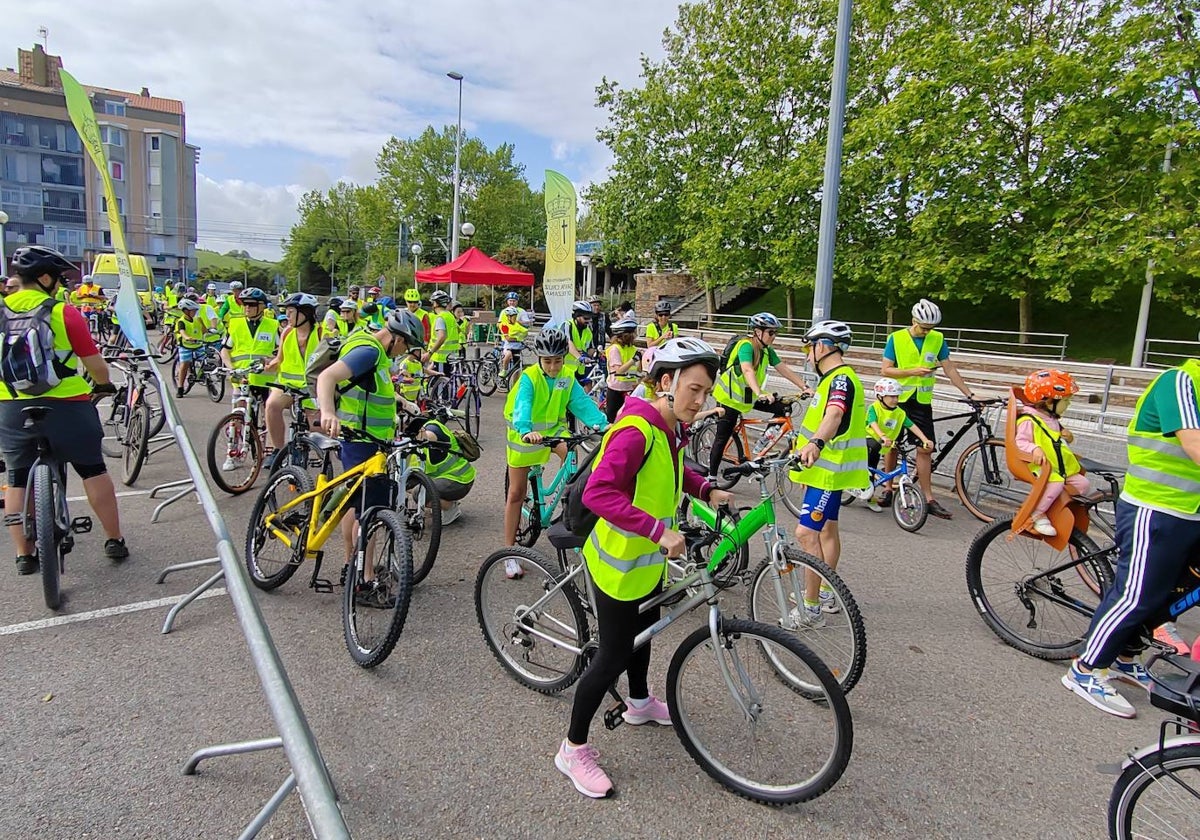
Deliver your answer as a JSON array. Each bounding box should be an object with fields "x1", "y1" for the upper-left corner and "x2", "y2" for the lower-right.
[
  {"x1": 95, "y1": 387, "x2": 128, "y2": 459},
  {"x1": 477, "y1": 359, "x2": 498, "y2": 396},
  {"x1": 121, "y1": 403, "x2": 150, "y2": 486},
  {"x1": 747, "y1": 546, "x2": 867, "y2": 695},
  {"x1": 475, "y1": 546, "x2": 589, "y2": 694},
  {"x1": 403, "y1": 469, "x2": 443, "y2": 585},
  {"x1": 33, "y1": 465, "x2": 63, "y2": 611},
  {"x1": 689, "y1": 421, "x2": 743, "y2": 490},
  {"x1": 955, "y1": 438, "x2": 1020, "y2": 523},
  {"x1": 965, "y1": 516, "x2": 1111, "y2": 659},
  {"x1": 171, "y1": 357, "x2": 198, "y2": 395},
  {"x1": 667, "y1": 617, "x2": 853, "y2": 806},
  {"x1": 244, "y1": 466, "x2": 313, "y2": 590},
  {"x1": 1108, "y1": 743, "x2": 1200, "y2": 840},
  {"x1": 458, "y1": 388, "x2": 480, "y2": 437},
  {"x1": 343, "y1": 508, "x2": 413, "y2": 668},
  {"x1": 142, "y1": 377, "x2": 166, "y2": 437},
  {"x1": 505, "y1": 471, "x2": 542, "y2": 547},
  {"x1": 207, "y1": 411, "x2": 264, "y2": 495},
  {"x1": 776, "y1": 471, "x2": 807, "y2": 519},
  {"x1": 892, "y1": 475, "x2": 928, "y2": 533},
  {"x1": 205, "y1": 370, "x2": 226, "y2": 403}
]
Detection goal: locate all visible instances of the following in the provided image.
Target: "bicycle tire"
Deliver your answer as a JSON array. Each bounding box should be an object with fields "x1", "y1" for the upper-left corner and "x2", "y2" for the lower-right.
[
  {"x1": 205, "y1": 370, "x2": 226, "y2": 403},
  {"x1": 965, "y1": 517, "x2": 1111, "y2": 659},
  {"x1": 122, "y1": 403, "x2": 150, "y2": 486},
  {"x1": 342, "y1": 508, "x2": 413, "y2": 668},
  {"x1": 667, "y1": 617, "x2": 853, "y2": 806},
  {"x1": 207, "y1": 411, "x2": 264, "y2": 495},
  {"x1": 892, "y1": 475, "x2": 928, "y2": 533},
  {"x1": 477, "y1": 359, "x2": 498, "y2": 396},
  {"x1": 171, "y1": 357, "x2": 198, "y2": 395},
  {"x1": 154, "y1": 333, "x2": 176, "y2": 363},
  {"x1": 505, "y1": 471, "x2": 542, "y2": 547},
  {"x1": 475, "y1": 546, "x2": 589, "y2": 694},
  {"x1": 459, "y1": 388, "x2": 480, "y2": 437},
  {"x1": 142, "y1": 377, "x2": 167, "y2": 438},
  {"x1": 1108, "y1": 743, "x2": 1200, "y2": 840},
  {"x1": 95, "y1": 387, "x2": 127, "y2": 459},
  {"x1": 244, "y1": 466, "x2": 313, "y2": 590},
  {"x1": 776, "y1": 469, "x2": 807, "y2": 519},
  {"x1": 747, "y1": 546, "x2": 867, "y2": 695},
  {"x1": 404, "y1": 469, "x2": 443, "y2": 585},
  {"x1": 34, "y1": 465, "x2": 63, "y2": 611},
  {"x1": 689, "y1": 421, "x2": 743, "y2": 490},
  {"x1": 955, "y1": 438, "x2": 1020, "y2": 523}
]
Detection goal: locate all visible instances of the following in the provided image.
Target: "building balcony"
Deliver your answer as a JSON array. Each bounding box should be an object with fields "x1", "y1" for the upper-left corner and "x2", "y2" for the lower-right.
[{"x1": 43, "y1": 207, "x2": 86, "y2": 224}]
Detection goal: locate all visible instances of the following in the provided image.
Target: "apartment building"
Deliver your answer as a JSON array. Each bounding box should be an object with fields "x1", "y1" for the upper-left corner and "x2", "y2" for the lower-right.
[{"x1": 0, "y1": 44, "x2": 198, "y2": 280}]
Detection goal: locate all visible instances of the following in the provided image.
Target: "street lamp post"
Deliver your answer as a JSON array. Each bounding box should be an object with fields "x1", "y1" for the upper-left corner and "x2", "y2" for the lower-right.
[
  {"x1": 0, "y1": 209, "x2": 9, "y2": 275},
  {"x1": 447, "y1": 71, "x2": 465, "y2": 300},
  {"x1": 411, "y1": 243, "x2": 422, "y2": 290}
]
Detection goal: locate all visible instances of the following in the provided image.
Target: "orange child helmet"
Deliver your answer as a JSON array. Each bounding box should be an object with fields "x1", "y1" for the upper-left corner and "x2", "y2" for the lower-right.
[{"x1": 1024, "y1": 369, "x2": 1078, "y2": 403}]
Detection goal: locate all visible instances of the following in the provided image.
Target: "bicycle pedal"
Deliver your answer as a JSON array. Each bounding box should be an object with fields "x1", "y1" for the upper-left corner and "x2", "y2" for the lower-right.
[
  {"x1": 61, "y1": 535, "x2": 75, "y2": 554},
  {"x1": 603, "y1": 701, "x2": 627, "y2": 731},
  {"x1": 312, "y1": 578, "x2": 334, "y2": 594},
  {"x1": 70, "y1": 516, "x2": 93, "y2": 534}
]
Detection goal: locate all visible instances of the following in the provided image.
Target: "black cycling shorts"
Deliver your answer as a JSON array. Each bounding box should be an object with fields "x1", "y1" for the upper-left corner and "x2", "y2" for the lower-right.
[{"x1": 0, "y1": 399, "x2": 105, "y2": 482}]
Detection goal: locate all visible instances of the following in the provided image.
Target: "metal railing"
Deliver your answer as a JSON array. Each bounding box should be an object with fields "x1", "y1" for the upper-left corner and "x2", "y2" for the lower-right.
[{"x1": 1143, "y1": 337, "x2": 1200, "y2": 369}]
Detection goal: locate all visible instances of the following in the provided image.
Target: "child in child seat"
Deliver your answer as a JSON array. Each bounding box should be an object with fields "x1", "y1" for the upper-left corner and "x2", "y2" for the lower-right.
[{"x1": 1014, "y1": 369, "x2": 1091, "y2": 536}]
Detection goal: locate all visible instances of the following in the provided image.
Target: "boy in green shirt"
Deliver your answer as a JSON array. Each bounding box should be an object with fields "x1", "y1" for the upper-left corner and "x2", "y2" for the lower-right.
[{"x1": 863, "y1": 377, "x2": 933, "y2": 511}]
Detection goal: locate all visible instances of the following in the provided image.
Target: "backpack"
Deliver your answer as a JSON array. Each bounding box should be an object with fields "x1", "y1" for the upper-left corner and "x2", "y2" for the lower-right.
[
  {"x1": 720, "y1": 334, "x2": 744, "y2": 371},
  {"x1": 561, "y1": 421, "x2": 656, "y2": 538},
  {"x1": 0, "y1": 299, "x2": 71, "y2": 397},
  {"x1": 304, "y1": 335, "x2": 344, "y2": 396},
  {"x1": 452, "y1": 429, "x2": 481, "y2": 462}
]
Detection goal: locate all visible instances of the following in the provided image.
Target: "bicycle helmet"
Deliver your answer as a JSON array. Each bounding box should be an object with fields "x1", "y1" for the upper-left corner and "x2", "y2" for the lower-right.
[
  {"x1": 430, "y1": 290, "x2": 451, "y2": 307},
  {"x1": 572, "y1": 300, "x2": 592, "y2": 316},
  {"x1": 206, "y1": 283, "x2": 217, "y2": 292},
  {"x1": 174, "y1": 281, "x2": 185, "y2": 292},
  {"x1": 749, "y1": 312, "x2": 782, "y2": 331},
  {"x1": 361, "y1": 301, "x2": 379, "y2": 316},
  {"x1": 805, "y1": 319, "x2": 852, "y2": 353},
  {"x1": 338, "y1": 298, "x2": 358, "y2": 311},
  {"x1": 502, "y1": 306, "x2": 519, "y2": 318},
  {"x1": 654, "y1": 301, "x2": 673, "y2": 316},
  {"x1": 239, "y1": 287, "x2": 269, "y2": 304},
  {"x1": 648, "y1": 337, "x2": 720, "y2": 382},
  {"x1": 506, "y1": 291, "x2": 519, "y2": 301},
  {"x1": 533, "y1": 327, "x2": 570, "y2": 358},
  {"x1": 229, "y1": 280, "x2": 243, "y2": 291},
  {"x1": 386, "y1": 309, "x2": 426, "y2": 348},
  {"x1": 328, "y1": 296, "x2": 344, "y2": 310},
  {"x1": 178, "y1": 299, "x2": 200, "y2": 312},
  {"x1": 612, "y1": 316, "x2": 638, "y2": 333},
  {"x1": 283, "y1": 292, "x2": 318, "y2": 309},
  {"x1": 184, "y1": 290, "x2": 200, "y2": 302},
  {"x1": 9, "y1": 245, "x2": 77, "y2": 281},
  {"x1": 1024, "y1": 369, "x2": 1078, "y2": 403},
  {"x1": 588, "y1": 296, "x2": 601, "y2": 304},
  {"x1": 911, "y1": 298, "x2": 942, "y2": 326},
  {"x1": 874, "y1": 377, "x2": 903, "y2": 399},
  {"x1": 348, "y1": 284, "x2": 361, "y2": 294},
  {"x1": 368, "y1": 285, "x2": 382, "y2": 296},
  {"x1": 404, "y1": 288, "x2": 421, "y2": 303}
]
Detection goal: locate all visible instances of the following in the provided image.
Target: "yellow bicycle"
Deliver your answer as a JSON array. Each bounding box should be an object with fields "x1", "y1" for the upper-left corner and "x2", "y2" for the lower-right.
[{"x1": 244, "y1": 427, "x2": 447, "y2": 668}]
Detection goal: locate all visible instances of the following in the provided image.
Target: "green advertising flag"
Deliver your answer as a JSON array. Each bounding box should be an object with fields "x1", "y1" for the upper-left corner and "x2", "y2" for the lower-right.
[{"x1": 543, "y1": 170, "x2": 577, "y2": 326}]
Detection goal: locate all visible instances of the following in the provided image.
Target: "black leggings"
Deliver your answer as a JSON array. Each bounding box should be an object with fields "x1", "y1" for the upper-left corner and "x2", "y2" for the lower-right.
[
  {"x1": 606, "y1": 389, "x2": 631, "y2": 423},
  {"x1": 567, "y1": 583, "x2": 660, "y2": 745},
  {"x1": 707, "y1": 397, "x2": 784, "y2": 477}
]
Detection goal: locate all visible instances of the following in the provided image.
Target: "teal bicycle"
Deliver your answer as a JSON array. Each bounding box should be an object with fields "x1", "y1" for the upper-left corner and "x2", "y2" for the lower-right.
[{"x1": 506, "y1": 432, "x2": 599, "y2": 547}]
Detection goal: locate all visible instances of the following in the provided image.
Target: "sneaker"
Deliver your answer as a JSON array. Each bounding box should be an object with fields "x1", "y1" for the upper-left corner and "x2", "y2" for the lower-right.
[
  {"x1": 819, "y1": 586, "x2": 841, "y2": 614},
  {"x1": 623, "y1": 695, "x2": 672, "y2": 726},
  {"x1": 554, "y1": 741, "x2": 614, "y2": 799},
  {"x1": 877, "y1": 490, "x2": 894, "y2": 508},
  {"x1": 442, "y1": 502, "x2": 462, "y2": 526},
  {"x1": 1154, "y1": 622, "x2": 1191, "y2": 655},
  {"x1": 104, "y1": 538, "x2": 129, "y2": 562},
  {"x1": 927, "y1": 499, "x2": 953, "y2": 520},
  {"x1": 15, "y1": 554, "x2": 38, "y2": 575},
  {"x1": 221, "y1": 455, "x2": 241, "y2": 472},
  {"x1": 504, "y1": 558, "x2": 524, "y2": 579},
  {"x1": 866, "y1": 500, "x2": 883, "y2": 513},
  {"x1": 1061, "y1": 662, "x2": 1135, "y2": 718},
  {"x1": 354, "y1": 579, "x2": 396, "y2": 610},
  {"x1": 1110, "y1": 658, "x2": 1152, "y2": 693},
  {"x1": 1032, "y1": 516, "x2": 1057, "y2": 536},
  {"x1": 857, "y1": 486, "x2": 875, "y2": 501},
  {"x1": 176, "y1": 387, "x2": 185, "y2": 398},
  {"x1": 788, "y1": 602, "x2": 826, "y2": 628}
]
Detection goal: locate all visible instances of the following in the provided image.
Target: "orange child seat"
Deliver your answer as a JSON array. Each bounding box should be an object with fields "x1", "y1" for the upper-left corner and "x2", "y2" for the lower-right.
[{"x1": 1004, "y1": 386, "x2": 1090, "y2": 550}]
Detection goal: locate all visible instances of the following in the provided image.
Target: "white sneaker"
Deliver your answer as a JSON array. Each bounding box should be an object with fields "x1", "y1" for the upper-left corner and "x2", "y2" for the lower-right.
[
  {"x1": 866, "y1": 501, "x2": 883, "y2": 513},
  {"x1": 504, "y1": 558, "x2": 524, "y2": 579},
  {"x1": 442, "y1": 502, "x2": 462, "y2": 525},
  {"x1": 221, "y1": 456, "x2": 240, "y2": 472},
  {"x1": 788, "y1": 603, "x2": 825, "y2": 628},
  {"x1": 1032, "y1": 517, "x2": 1058, "y2": 536}
]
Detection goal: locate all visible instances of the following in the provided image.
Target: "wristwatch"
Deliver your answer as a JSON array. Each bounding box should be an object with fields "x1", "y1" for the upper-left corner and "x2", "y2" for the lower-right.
[{"x1": 811, "y1": 438, "x2": 826, "y2": 451}]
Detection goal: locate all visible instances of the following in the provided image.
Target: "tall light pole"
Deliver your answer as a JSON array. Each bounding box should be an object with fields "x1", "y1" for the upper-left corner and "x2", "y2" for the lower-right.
[
  {"x1": 447, "y1": 70, "x2": 464, "y2": 301},
  {"x1": 411, "y1": 243, "x2": 422, "y2": 290},
  {"x1": 0, "y1": 209, "x2": 8, "y2": 276}
]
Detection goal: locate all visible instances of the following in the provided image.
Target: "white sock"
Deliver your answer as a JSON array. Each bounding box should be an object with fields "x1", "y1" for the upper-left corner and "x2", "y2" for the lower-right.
[{"x1": 628, "y1": 696, "x2": 651, "y2": 709}]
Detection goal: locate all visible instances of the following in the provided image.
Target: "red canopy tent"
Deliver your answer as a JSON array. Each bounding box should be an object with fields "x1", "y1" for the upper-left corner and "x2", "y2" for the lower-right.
[{"x1": 415, "y1": 247, "x2": 534, "y2": 287}]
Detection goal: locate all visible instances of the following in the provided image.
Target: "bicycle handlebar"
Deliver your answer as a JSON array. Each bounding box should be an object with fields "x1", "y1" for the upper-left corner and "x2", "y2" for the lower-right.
[
  {"x1": 958, "y1": 396, "x2": 1004, "y2": 407},
  {"x1": 534, "y1": 431, "x2": 602, "y2": 448}
]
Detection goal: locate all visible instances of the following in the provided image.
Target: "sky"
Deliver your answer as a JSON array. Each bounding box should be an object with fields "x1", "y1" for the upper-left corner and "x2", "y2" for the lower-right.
[{"x1": 4, "y1": 0, "x2": 684, "y2": 260}]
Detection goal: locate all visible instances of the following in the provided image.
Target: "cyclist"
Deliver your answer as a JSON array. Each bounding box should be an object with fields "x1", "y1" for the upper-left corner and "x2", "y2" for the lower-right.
[
  {"x1": 861, "y1": 377, "x2": 934, "y2": 511},
  {"x1": 424, "y1": 290, "x2": 460, "y2": 374},
  {"x1": 204, "y1": 283, "x2": 220, "y2": 309},
  {"x1": 604, "y1": 316, "x2": 642, "y2": 422},
  {"x1": 337, "y1": 298, "x2": 363, "y2": 335},
  {"x1": 173, "y1": 299, "x2": 207, "y2": 397},
  {"x1": 503, "y1": 290, "x2": 532, "y2": 324},
  {"x1": 322, "y1": 297, "x2": 345, "y2": 335},
  {"x1": 219, "y1": 287, "x2": 280, "y2": 468},
  {"x1": 454, "y1": 302, "x2": 471, "y2": 347},
  {"x1": 315, "y1": 309, "x2": 425, "y2": 583},
  {"x1": 503, "y1": 328, "x2": 607, "y2": 575},
  {"x1": 1062, "y1": 358, "x2": 1200, "y2": 717},
  {"x1": 0, "y1": 246, "x2": 128, "y2": 572},
  {"x1": 708, "y1": 312, "x2": 811, "y2": 480},
  {"x1": 497, "y1": 305, "x2": 528, "y2": 374},
  {"x1": 880, "y1": 299, "x2": 977, "y2": 518},
  {"x1": 644, "y1": 301, "x2": 678, "y2": 349},
  {"x1": 555, "y1": 337, "x2": 732, "y2": 799},
  {"x1": 217, "y1": 280, "x2": 244, "y2": 325},
  {"x1": 403, "y1": 288, "x2": 432, "y2": 343},
  {"x1": 788, "y1": 320, "x2": 868, "y2": 625},
  {"x1": 1014, "y1": 369, "x2": 1092, "y2": 537},
  {"x1": 588, "y1": 296, "x2": 609, "y2": 353},
  {"x1": 263, "y1": 293, "x2": 322, "y2": 453},
  {"x1": 414, "y1": 412, "x2": 475, "y2": 525},
  {"x1": 564, "y1": 300, "x2": 593, "y2": 379}
]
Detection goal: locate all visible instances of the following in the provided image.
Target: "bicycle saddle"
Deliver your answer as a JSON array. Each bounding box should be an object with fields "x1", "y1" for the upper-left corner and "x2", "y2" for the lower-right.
[
  {"x1": 1149, "y1": 658, "x2": 1200, "y2": 721},
  {"x1": 547, "y1": 519, "x2": 586, "y2": 551},
  {"x1": 307, "y1": 432, "x2": 342, "y2": 453}
]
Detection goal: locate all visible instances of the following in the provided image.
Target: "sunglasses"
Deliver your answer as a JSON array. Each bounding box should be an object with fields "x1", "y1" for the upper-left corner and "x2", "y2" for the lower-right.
[{"x1": 914, "y1": 322, "x2": 936, "y2": 330}]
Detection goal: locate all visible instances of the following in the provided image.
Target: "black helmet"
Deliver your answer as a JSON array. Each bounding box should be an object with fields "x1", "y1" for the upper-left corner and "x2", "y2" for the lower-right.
[
  {"x1": 533, "y1": 327, "x2": 570, "y2": 357},
  {"x1": 654, "y1": 301, "x2": 672, "y2": 315},
  {"x1": 239, "y1": 287, "x2": 269, "y2": 304},
  {"x1": 9, "y1": 245, "x2": 77, "y2": 281},
  {"x1": 386, "y1": 309, "x2": 426, "y2": 349},
  {"x1": 328, "y1": 296, "x2": 344, "y2": 310}
]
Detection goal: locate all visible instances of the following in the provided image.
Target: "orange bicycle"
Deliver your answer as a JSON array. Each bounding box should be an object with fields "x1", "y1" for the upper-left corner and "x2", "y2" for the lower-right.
[{"x1": 688, "y1": 395, "x2": 805, "y2": 491}]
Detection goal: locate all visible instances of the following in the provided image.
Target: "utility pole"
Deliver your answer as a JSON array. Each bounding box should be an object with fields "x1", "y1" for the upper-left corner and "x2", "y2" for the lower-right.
[
  {"x1": 812, "y1": 0, "x2": 853, "y2": 323},
  {"x1": 1130, "y1": 136, "x2": 1174, "y2": 368}
]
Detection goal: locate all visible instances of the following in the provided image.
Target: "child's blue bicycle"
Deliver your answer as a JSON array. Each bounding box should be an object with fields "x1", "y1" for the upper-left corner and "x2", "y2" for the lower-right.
[
  {"x1": 841, "y1": 437, "x2": 928, "y2": 533},
  {"x1": 506, "y1": 432, "x2": 599, "y2": 546}
]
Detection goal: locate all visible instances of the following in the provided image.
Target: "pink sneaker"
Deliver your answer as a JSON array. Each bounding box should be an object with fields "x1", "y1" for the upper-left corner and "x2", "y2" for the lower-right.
[
  {"x1": 555, "y1": 740, "x2": 614, "y2": 799},
  {"x1": 622, "y1": 695, "x2": 672, "y2": 726}
]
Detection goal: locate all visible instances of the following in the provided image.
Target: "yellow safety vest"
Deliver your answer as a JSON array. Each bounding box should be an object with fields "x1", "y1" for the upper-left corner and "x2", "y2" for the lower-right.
[
  {"x1": 335, "y1": 332, "x2": 396, "y2": 442},
  {"x1": 712, "y1": 338, "x2": 769, "y2": 413},
  {"x1": 278, "y1": 326, "x2": 321, "y2": 392},
  {"x1": 431, "y1": 310, "x2": 461, "y2": 363},
  {"x1": 422, "y1": 419, "x2": 476, "y2": 485},
  {"x1": 176, "y1": 314, "x2": 206, "y2": 349},
  {"x1": 868, "y1": 400, "x2": 908, "y2": 451},
  {"x1": 564, "y1": 322, "x2": 593, "y2": 377},
  {"x1": 645, "y1": 321, "x2": 678, "y2": 343},
  {"x1": 1018, "y1": 412, "x2": 1081, "y2": 482},
  {"x1": 503, "y1": 363, "x2": 572, "y2": 467},
  {"x1": 500, "y1": 314, "x2": 528, "y2": 344},
  {"x1": 0, "y1": 290, "x2": 91, "y2": 400},
  {"x1": 891, "y1": 328, "x2": 944, "y2": 405},
  {"x1": 789, "y1": 363, "x2": 870, "y2": 491},
  {"x1": 1123, "y1": 360, "x2": 1200, "y2": 515},
  {"x1": 227, "y1": 315, "x2": 280, "y2": 387},
  {"x1": 608, "y1": 343, "x2": 640, "y2": 384},
  {"x1": 583, "y1": 414, "x2": 680, "y2": 601},
  {"x1": 395, "y1": 355, "x2": 423, "y2": 401}
]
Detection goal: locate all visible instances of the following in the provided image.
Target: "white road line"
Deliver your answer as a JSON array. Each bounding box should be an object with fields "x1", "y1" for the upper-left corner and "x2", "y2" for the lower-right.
[
  {"x1": 66, "y1": 489, "x2": 153, "y2": 502},
  {"x1": 0, "y1": 589, "x2": 227, "y2": 636}
]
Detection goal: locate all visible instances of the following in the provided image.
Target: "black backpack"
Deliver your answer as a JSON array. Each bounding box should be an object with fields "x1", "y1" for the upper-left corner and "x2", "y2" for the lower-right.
[
  {"x1": 561, "y1": 419, "x2": 655, "y2": 538},
  {"x1": 0, "y1": 299, "x2": 72, "y2": 397}
]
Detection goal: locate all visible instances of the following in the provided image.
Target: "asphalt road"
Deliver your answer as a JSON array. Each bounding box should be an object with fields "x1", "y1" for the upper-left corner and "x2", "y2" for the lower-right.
[{"x1": 0, "y1": 357, "x2": 1189, "y2": 840}]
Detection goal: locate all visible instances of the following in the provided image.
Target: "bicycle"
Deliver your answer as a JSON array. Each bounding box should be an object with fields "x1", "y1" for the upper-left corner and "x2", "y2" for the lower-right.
[
  {"x1": 206, "y1": 369, "x2": 269, "y2": 495},
  {"x1": 153, "y1": 321, "x2": 178, "y2": 363},
  {"x1": 918, "y1": 397, "x2": 1011, "y2": 522},
  {"x1": 505, "y1": 432, "x2": 598, "y2": 547},
  {"x1": 473, "y1": 522, "x2": 853, "y2": 805},
  {"x1": 170, "y1": 342, "x2": 226, "y2": 403},
  {"x1": 840, "y1": 437, "x2": 929, "y2": 533},
  {"x1": 688, "y1": 395, "x2": 805, "y2": 491},
  {"x1": 1106, "y1": 651, "x2": 1200, "y2": 840},
  {"x1": 245, "y1": 428, "x2": 444, "y2": 668},
  {"x1": 93, "y1": 347, "x2": 166, "y2": 469},
  {"x1": 482, "y1": 343, "x2": 527, "y2": 393},
  {"x1": 18, "y1": 406, "x2": 95, "y2": 610}
]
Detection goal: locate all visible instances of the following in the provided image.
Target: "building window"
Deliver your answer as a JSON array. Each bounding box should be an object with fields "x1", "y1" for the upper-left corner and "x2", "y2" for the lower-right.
[
  {"x1": 149, "y1": 165, "x2": 161, "y2": 186},
  {"x1": 100, "y1": 195, "x2": 125, "y2": 215},
  {"x1": 152, "y1": 237, "x2": 165, "y2": 255},
  {"x1": 150, "y1": 135, "x2": 160, "y2": 151},
  {"x1": 150, "y1": 199, "x2": 163, "y2": 218},
  {"x1": 103, "y1": 101, "x2": 126, "y2": 116},
  {"x1": 110, "y1": 161, "x2": 123, "y2": 181},
  {"x1": 102, "y1": 231, "x2": 112, "y2": 247},
  {"x1": 99, "y1": 126, "x2": 124, "y2": 147},
  {"x1": 64, "y1": 127, "x2": 82, "y2": 154}
]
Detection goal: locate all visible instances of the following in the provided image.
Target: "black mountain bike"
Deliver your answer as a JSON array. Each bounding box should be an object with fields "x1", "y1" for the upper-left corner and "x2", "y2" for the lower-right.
[{"x1": 919, "y1": 397, "x2": 1011, "y2": 522}]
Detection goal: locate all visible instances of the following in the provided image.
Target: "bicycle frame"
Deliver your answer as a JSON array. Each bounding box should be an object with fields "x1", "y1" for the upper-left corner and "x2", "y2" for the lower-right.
[
  {"x1": 527, "y1": 448, "x2": 580, "y2": 527},
  {"x1": 928, "y1": 402, "x2": 998, "y2": 474}
]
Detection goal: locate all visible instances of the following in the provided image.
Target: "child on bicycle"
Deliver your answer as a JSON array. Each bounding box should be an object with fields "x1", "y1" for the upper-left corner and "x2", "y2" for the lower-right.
[
  {"x1": 503, "y1": 328, "x2": 607, "y2": 577},
  {"x1": 1015, "y1": 369, "x2": 1092, "y2": 537},
  {"x1": 862, "y1": 378, "x2": 934, "y2": 511}
]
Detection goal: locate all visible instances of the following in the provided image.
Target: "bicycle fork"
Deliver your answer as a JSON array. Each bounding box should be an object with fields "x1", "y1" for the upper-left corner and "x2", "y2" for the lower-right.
[{"x1": 707, "y1": 604, "x2": 764, "y2": 723}]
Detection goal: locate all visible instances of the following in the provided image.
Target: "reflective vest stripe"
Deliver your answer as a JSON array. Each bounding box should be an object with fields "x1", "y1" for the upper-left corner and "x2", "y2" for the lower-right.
[{"x1": 1123, "y1": 361, "x2": 1200, "y2": 515}]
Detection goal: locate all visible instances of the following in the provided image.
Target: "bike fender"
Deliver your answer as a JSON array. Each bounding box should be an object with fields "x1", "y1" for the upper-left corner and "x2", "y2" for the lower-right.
[{"x1": 1122, "y1": 732, "x2": 1200, "y2": 770}]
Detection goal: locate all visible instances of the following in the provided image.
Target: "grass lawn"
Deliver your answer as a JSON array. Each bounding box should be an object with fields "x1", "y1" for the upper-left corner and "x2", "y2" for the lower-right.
[{"x1": 196, "y1": 249, "x2": 279, "y2": 274}]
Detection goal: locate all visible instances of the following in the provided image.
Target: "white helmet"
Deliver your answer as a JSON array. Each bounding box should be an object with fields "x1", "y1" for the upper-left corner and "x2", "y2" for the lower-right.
[
  {"x1": 912, "y1": 298, "x2": 942, "y2": 326},
  {"x1": 612, "y1": 316, "x2": 638, "y2": 333},
  {"x1": 804, "y1": 319, "x2": 852, "y2": 353},
  {"x1": 648, "y1": 337, "x2": 720, "y2": 381},
  {"x1": 503, "y1": 306, "x2": 518, "y2": 317},
  {"x1": 874, "y1": 377, "x2": 903, "y2": 398}
]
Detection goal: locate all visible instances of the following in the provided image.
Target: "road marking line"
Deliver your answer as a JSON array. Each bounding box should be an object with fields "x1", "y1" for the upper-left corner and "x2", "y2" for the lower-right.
[
  {"x1": 0, "y1": 589, "x2": 227, "y2": 636},
  {"x1": 66, "y1": 489, "x2": 153, "y2": 502}
]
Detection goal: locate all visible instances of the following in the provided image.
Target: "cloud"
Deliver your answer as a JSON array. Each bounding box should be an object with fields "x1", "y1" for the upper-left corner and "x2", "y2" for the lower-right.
[{"x1": 196, "y1": 175, "x2": 307, "y2": 260}]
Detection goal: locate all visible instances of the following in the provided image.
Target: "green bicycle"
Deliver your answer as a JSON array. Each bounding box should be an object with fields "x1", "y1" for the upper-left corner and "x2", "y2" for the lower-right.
[{"x1": 505, "y1": 432, "x2": 599, "y2": 547}]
